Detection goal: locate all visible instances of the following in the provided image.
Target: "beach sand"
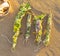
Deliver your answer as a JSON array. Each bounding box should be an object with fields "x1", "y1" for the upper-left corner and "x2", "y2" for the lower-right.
[{"x1": 0, "y1": 0, "x2": 60, "y2": 56}]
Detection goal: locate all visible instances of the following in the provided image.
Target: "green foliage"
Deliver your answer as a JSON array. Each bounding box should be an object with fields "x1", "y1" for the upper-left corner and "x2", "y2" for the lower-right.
[{"x1": 12, "y1": 2, "x2": 52, "y2": 49}]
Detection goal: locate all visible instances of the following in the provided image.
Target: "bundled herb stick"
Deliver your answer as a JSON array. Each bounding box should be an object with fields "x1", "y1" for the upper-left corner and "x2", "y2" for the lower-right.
[
  {"x1": 35, "y1": 19, "x2": 42, "y2": 44},
  {"x1": 43, "y1": 13, "x2": 52, "y2": 46},
  {"x1": 25, "y1": 13, "x2": 32, "y2": 42},
  {"x1": 12, "y1": 3, "x2": 31, "y2": 49},
  {"x1": 34, "y1": 14, "x2": 46, "y2": 44}
]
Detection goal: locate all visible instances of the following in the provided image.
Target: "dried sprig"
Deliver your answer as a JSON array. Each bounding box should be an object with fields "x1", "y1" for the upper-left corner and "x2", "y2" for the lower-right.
[
  {"x1": 34, "y1": 14, "x2": 46, "y2": 44},
  {"x1": 25, "y1": 12, "x2": 32, "y2": 42},
  {"x1": 43, "y1": 13, "x2": 52, "y2": 46}
]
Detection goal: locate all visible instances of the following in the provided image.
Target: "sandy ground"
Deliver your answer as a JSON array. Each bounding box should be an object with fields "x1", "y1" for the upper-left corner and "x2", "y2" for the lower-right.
[{"x1": 0, "y1": 0, "x2": 60, "y2": 56}]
